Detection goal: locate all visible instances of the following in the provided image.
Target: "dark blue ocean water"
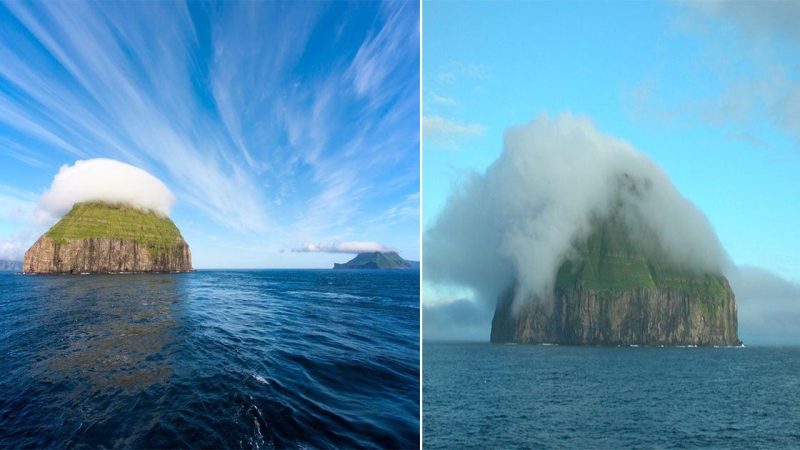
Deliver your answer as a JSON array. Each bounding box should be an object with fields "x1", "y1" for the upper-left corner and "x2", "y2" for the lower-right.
[
  {"x1": 424, "y1": 343, "x2": 800, "y2": 449},
  {"x1": 0, "y1": 270, "x2": 419, "y2": 449}
]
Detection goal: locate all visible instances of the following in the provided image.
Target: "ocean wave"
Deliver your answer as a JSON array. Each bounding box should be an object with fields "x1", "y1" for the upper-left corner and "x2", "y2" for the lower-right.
[{"x1": 0, "y1": 270, "x2": 420, "y2": 448}]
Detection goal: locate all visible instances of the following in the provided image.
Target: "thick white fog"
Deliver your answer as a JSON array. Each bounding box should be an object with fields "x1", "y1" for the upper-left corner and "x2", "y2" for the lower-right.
[
  {"x1": 424, "y1": 113, "x2": 729, "y2": 311},
  {"x1": 36, "y1": 159, "x2": 175, "y2": 223},
  {"x1": 729, "y1": 266, "x2": 800, "y2": 345}
]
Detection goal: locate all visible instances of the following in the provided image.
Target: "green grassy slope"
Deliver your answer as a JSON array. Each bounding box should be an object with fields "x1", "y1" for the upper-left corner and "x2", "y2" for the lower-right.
[
  {"x1": 555, "y1": 215, "x2": 728, "y2": 302},
  {"x1": 336, "y1": 251, "x2": 411, "y2": 269},
  {"x1": 46, "y1": 202, "x2": 184, "y2": 249}
]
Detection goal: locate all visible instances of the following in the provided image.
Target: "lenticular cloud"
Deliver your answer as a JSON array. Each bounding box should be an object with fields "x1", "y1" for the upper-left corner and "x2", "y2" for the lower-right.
[
  {"x1": 292, "y1": 241, "x2": 395, "y2": 254},
  {"x1": 37, "y1": 158, "x2": 175, "y2": 222}
]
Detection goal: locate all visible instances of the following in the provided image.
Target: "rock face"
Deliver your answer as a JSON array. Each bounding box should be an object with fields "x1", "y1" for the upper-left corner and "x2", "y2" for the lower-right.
[
  {"x1": 24, "y1": 202, "x2": 192, "y2": 274},
  {"x1": 492, "y1": 284, "x2": 739, "y2": 346},
  {"x1": 333, "y1": 251, "x2": 418, "y2": 269},
  {"x1": 491, "y1": 216, "x2": 740, "y2": 346}
]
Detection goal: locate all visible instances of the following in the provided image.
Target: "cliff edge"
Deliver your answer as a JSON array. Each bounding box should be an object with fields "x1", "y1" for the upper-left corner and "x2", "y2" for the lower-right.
[{"x1": 24, "y1": 202, "x2": 192, "y2": 274}]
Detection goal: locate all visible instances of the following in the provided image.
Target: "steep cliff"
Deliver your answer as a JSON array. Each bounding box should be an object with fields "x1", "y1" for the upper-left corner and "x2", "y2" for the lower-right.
[
  {"x1": 491, "y1": 216, "x2": 740, "y2": 346},
  {"x1": 24, "y1": 202, "x2": 192, "y2": 274}
]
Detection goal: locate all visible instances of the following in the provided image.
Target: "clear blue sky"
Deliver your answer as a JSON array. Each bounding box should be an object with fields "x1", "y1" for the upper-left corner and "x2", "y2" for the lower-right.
[
  {"x1": 423, "y1": 0, "x2": 800, "y2": 283},
  {"x1": 0, "y1": 1, "x2": 419, "y2": 268}
]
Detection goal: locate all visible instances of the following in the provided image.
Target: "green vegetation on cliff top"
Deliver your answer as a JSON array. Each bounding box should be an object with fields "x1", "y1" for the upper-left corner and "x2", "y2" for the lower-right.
[
  {"x1": 555, "y1": 215, "x2": 728, "y2": 301},
  {"x1": 46, "y1": 202, "x2": 183, "y2": 249},
  {"x1": 333, "y1": 251, "x2": 415, "y2": 269}
]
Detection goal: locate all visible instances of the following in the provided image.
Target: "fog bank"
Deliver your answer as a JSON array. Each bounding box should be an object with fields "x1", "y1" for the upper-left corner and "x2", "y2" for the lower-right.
[
  {"x1": 425, "y1": 113, "x2": 728, "y2": 312},
  {"x1": 730, "y1": 266, "x2": 800, "y2": 345}
]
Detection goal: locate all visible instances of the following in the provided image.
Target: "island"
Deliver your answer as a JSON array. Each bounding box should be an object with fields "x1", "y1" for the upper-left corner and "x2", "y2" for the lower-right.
[
  {"x1": 333, "y1": 251, "x2": 419, "y2": 270},
  {"x1": 491, "y1": 214, "x2": 740, "y2": 347},
  {"x1": 23, "y1": 201, "x2": 192, "y2": 274}
]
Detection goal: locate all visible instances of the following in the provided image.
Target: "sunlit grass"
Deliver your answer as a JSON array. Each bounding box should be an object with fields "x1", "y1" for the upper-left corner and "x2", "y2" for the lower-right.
[{"x1": 46, "y1": 201, "x2": 184, "y2": 256}]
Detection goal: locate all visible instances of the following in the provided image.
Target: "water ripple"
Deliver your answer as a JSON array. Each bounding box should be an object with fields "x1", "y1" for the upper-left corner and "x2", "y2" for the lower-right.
[
  {"x1": 0, "y1": 270, "x2": 419, "y2": 448},
  {"x1": 424, "y1": 343, "x2": 800, "y2": 449}
]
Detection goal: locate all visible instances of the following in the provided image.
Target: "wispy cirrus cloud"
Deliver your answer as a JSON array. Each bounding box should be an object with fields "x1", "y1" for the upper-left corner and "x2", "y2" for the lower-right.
[
  {"x1": 422, "y1": 115, "x2": 485, "y2": 147},
  {"x1": 0, "y1": 2, "x2": 420, "y2": 266},
  {"x1": 631, "y1": 1, "x2": 800, "y2": 150},
  {"x1": 0, "y1": 1, "x2": 269, "y2": 231},
  {"x1": 377, "y1": 192, "x2": 420, "y2": 226},
  {"x1": 435, "y1": 61, "x2": 490, "y2": 84},
  {"x1": 427, "y1": 92, "x2": 457, "y2": 106},
  {"x1": 347, "y1": 1, "x2": 419, "y2": 101}
]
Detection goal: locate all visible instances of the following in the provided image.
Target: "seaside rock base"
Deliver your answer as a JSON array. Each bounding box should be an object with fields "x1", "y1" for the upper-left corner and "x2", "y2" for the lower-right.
[{"x1": 24, "y1": 236, "x2": 192, "y2": 274}]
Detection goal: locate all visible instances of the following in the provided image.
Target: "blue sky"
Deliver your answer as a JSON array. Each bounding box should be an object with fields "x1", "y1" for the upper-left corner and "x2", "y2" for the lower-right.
[
  {"x1": 0, "y1": 1, "x2": 419, "y2": 268},
  {"x1": 423, "y1": 0, "x2": 800, "y2": 284}
]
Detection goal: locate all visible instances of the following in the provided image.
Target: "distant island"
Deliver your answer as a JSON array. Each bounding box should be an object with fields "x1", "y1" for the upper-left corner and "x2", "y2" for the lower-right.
[
  {"x1": 333, "y1": 251, "x2": 419, "y2": 270},
  {"x1": 0, "y1": 260, "x2": 22, "y2": 272},
  {"x1": 491, "y1": 214, "x2": 740, "y2": 347},
  {"x1": 24, "y1": 201, "x2": 192, "y2": 274}
]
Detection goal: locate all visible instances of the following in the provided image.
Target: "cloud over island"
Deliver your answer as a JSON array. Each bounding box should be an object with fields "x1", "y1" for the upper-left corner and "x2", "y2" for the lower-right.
[
  {"x1": 425, "y1": 113, "x2": 728, "y2": 312},
  {"x1": 0, "y1": 2, "x2": 420, "y2": 267},
  {"x1": 36, "y1": 159, "x2": 174, "y2": 224},
  {"x1": 292, "y1": 241, "x2": 395, "y2": 254}
]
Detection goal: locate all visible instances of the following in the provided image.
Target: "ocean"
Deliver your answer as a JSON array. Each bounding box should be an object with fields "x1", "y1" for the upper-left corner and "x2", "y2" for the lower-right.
[
  {"x1": 0, "y1": 270, "x2": 419, "y2": 448},
  {"x1": 424, "y1": 343, "x2": 800, "y2": 449}
]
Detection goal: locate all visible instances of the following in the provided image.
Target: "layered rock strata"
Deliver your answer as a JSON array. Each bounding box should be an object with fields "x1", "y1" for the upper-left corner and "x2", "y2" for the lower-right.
[
  {"x1": 491, "y1": 215, "x2": 740, "y2": 346},
  {"x1": 24, "y1": 202, "x2": 192, "y2": 274}
]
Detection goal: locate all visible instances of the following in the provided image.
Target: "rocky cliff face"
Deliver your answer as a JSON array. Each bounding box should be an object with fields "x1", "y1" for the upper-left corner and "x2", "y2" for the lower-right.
[
  {"x1": 24, "y1": 236, "x2": 192, "y2": 274},
  {"x1": 490, "y1": 215, "x2": 741, "y2": 346},
  {"x1": 491, "y1": 283, "x2": 739, "y2": 346},
  {"x1": 24, "y1": 202, "x2": 192, "y2": 274}
]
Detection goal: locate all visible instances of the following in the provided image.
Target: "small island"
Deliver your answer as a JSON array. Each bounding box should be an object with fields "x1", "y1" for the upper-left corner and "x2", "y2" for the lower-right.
[
  {"x1": 333, "y1": 251, "x2": 418, "y2": 270},
  {"x1": 23, "y1": 201, "x2": 192, "y2": 274},
  {"x1": 491, "y1": 214, "x2": 740, "y2": 347}
]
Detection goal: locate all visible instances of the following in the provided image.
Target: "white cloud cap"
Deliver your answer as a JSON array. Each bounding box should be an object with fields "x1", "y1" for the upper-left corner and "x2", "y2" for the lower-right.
[
  {"x1": 293, "y1": 241, "x2": 394, "y2": 254},
  {"x1": 425, "y1": 113, "x2": 730, "y2": 311},
  {"x1": 37, "y1": 158, "x2": 175, "y2": 222}
]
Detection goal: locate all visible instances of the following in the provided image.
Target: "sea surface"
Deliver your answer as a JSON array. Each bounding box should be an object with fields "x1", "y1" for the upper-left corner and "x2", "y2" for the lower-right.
[
  {"x1": 0, "y1": 270, "x2": 419, "y2": 449},
  {"x1": 424, "y1": 343, "x2": 800, "y2": 449}
]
